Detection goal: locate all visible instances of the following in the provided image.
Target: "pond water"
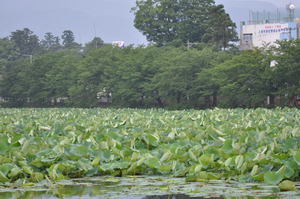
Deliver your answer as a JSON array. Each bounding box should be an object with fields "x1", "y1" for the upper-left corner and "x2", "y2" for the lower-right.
[{"x1": 0, "y1": 176, "x2": 299, "y2": 199}]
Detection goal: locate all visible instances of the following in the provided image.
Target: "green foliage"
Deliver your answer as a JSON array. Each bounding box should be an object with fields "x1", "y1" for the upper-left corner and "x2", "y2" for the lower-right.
[
  {"x1": 279, "y1": 180, "x2": 297, "y2": 191},
  {"x1": 41, "y1": 32, "x2": 61, "y2": 51},
  {"x1": 212, "y1": 50, "x2": 270, "y2": 108},
  {"x1": 0, "y1": 59, "x2": 32, "y2": 106},
  {"x1": 0, "y1": 38, "x2": 19, "y2": 61},
  {"x1": 1, "y1": 108, "x2": 300, "y2": 186},
  {"x1": 61, "y1": 30, "x2": 81, "y2": 49},
  {"x1": 10, "y1": 28, "x2": 41, "y2": 55},
  {"x1": 264, "y1": 171, "x2": 284, "y2": 185},
  {"x1": 202, "y1": 4, "x2": 238, "y2": 49},
  {"x1": 132, "y1": 0, "x2": 237, "y2": 47},
  {"x1": 2, "y1": 26, "x2": 300, "y2": 109},
  {"x1": 84, "y1": 37, "x2": 104, "y2": 52},
  {"x1": 270, "y1": 40, "x2": 300, "y2": 102}
]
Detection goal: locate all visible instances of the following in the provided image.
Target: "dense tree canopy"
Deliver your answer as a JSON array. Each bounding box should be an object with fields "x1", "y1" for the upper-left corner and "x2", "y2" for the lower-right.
[
  {"x1": 84, "y1": 37, "x2": 104, "y2": 52},
  {"x1": 0, "y1": 38, "x2": 19, "y2": 61},
  {"x1": 269, "y1": 40, "x2": 300, "y2": 105},
  {"x1": 213, "y1": 50, "x2": 270, "y2": 107},
  {"x1": 62, "y1": 30, "x2": 81, "y2": 49},
  {"x1": 1, "y1": 26, "x2": 300, "y2": 108},
  {"x1": 41, "y1": 32, "x2": 61, "y2": 51},
  {"x1": 10, "y1": 28, "x2": 41, "y2": 55},
  {"x1": 2, "y1": 0, "x2": 299, "y2": 109},
  {"x1": 0, "y1": 38, "x2": 19, "y2": 86},
  {"x1": 132, "y1": 0, "x2": 237, "y2": 48}
]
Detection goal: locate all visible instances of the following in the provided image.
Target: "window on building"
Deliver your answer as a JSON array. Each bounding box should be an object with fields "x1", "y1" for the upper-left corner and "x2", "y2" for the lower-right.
[{"x1": 243, "y1": 34, "x2": 253, "y2": 43}]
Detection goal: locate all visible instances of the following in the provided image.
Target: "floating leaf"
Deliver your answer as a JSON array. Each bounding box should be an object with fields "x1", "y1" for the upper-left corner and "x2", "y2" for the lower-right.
[
  {"x1": 0, "y1": 136, "x2": 9, "y2": 155},
  {"x1": 2, "y1": 108, "x2": 300, "y2": 186},
  {"x1": 199, "y1": 154, "x2": 214, "y2": 167},
  {"x1": 279, "y1": 180, "x2": 297, "y2": 191},
  {"x1": 251, "y1": 165, "x2": 259, "y2": 176},
  {"x1": 264, "y1": 171, "x2": 283, "y2": 185},
  {"x1": 235, "y1": 155, "x2": 244, "y2": 170},
  {"x1": 144, "y1": 157, "x2": 160, "y2": 169},
  {"x1": 222, "y1": 139, "x2": 233, "y2": 153},
  {"x1": 0, "y1": 171, "x2": 9, "y2": 183},
  {"x1": 293, "y1": 152, "x2": 300, "y2": 165}
]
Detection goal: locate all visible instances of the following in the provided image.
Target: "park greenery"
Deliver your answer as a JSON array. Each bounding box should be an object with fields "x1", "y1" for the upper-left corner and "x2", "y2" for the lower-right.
[
  {"x1": 1, "y1": 33, "x2": 300, "y2": 108},
  {"x1": 132, "y1": 0, "x2": 237, "y2": 48},
  {"x1": 0, "y1": 0, "x2": 300, "y2": 109}
]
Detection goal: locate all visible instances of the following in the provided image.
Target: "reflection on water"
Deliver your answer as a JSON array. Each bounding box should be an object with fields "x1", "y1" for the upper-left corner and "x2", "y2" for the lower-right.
[
  {"x1": 0, "y1": 188, "x2": 281, "y2": 199},
  {"x1": 0, "y1": 189, "x2": 223, "y2": 199},
  {"x1": 143, "y1": 195, "x2": 223, "y2": 199},
  {"x1": 0, "y1": 192, "x2": 224, "y2": 199},
  {"x1": 0, "y1": 176, "x2": 298, "y2": 199}
]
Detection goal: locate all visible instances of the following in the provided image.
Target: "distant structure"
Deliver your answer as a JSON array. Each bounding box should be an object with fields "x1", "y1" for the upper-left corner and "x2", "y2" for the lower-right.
[
  {"x1": 112, "y1": 41, "x2": 125, "y2": 48},
  {"x1": 240, "y1": 3, "x2": 300, "y2": 50}
]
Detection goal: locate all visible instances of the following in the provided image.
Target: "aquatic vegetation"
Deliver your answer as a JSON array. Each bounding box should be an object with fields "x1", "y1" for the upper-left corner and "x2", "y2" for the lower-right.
[{"x1": 0, "y1": 108, "x2": 300, "y2": 187}]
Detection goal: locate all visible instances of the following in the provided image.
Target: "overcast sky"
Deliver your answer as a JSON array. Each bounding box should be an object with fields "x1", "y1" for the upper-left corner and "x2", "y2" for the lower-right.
[{"x1": 1, "y1": 0, "x2": 299, "y2": 45}]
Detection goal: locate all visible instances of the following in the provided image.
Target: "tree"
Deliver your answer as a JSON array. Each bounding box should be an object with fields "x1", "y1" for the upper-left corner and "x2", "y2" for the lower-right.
[
  {"x1": 10, "y1": 28, "x2": 40, "y2": 55},
  {"x1": 151, "y1": 46, "x2": 221, "y2": 108},
  {"x1": 20, "y1": 52, "x2": 78, "y2": 106},
  {"x1": 212, "y1": 50, "x2": 269, "y2": 108},
  {"x1": 132, "y1": 0, "x2": 237, "y2": 46},
  {"x1": 270, "y1": 40, "x2": 300, "y2": 105},
  {"x1": 0, "y1": 38, "x2": 19, "y2": 61},
  {"x1": 0, "y1": 58, "x2": 31, "y2": 106},
  {"x1": 61, "y1": 30, "x2": 80, "y2": 49},
  {"x1": 0, "y1": 38, "x2": 19, "y2": 90},
  {"x1": 108, "y1": 46, "x2": 160, "y2": 107},
  {"x1": 203, "y1": 5, "x2": 238, "y2": 49},
  {"x1": 84, "y1": 37, "x2": 104, "y2": 52},
  {"x1": 193, "y1": 49, "x2": 234, "y2": 108},
  {"x1": 67, "y1": 46, "x2": 111, "y2": 107},
  {"x1": 41, "y1": 32, "x2": 61, "y2": 51}
]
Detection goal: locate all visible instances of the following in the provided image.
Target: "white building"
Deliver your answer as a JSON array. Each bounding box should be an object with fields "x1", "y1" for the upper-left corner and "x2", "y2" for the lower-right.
[
  {"x1": 240, "y1": 21, "x2": 300, "y2": 50},
  {"x1": 240, "y1": 3, "x2": 300, "y2": 50}
]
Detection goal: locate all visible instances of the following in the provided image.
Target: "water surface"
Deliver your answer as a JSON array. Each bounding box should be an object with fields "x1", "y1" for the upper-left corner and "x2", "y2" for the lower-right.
[{"x1": 0, "y1": 176, "x2": 299, "y2": 199}]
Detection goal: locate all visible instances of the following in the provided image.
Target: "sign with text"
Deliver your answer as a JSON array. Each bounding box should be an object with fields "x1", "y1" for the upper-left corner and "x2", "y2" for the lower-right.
[{"x1": 242, "y1": 22, "x2": 298, "y2": 48}]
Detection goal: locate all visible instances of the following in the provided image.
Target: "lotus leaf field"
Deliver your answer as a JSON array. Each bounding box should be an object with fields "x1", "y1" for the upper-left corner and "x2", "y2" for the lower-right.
[{"x1": 1, "y1": 108, "x2": 300, "y2": 189}]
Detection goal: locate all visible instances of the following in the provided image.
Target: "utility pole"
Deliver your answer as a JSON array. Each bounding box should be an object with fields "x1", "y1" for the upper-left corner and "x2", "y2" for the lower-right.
[{"x1": 93, "y1": 23, "x2": 98, "y2": 49}]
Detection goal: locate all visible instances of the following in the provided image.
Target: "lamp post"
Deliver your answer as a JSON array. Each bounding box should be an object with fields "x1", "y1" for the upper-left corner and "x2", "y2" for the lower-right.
[
  {"x1": 286, "y1": 3, "x2": 296, "y2": 40},
  {"x1": 287, "y1": 3, "x2": 296, "y2": 22}
]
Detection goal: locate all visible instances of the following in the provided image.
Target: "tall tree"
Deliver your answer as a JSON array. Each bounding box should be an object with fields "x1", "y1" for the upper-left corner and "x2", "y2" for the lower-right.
[
  {"x1": 270, "y1": 40, "x2": 300, "y2": 104},
  {"x1": 41, "y1": 32, "x2": 61, "y2": 51},
  {"x1": 0, "y1": 58, "x2": 31, "y2": 106},
  {"x1": 203, "y1": 5, "x2": 238, "y2": 49},
  {"x1": 67, "y1": 45, "x2": 123, "y2": 107},
  {"x1": 0, "y1": 38, "x2": 19, "y2": 89},
  {"x1": 132, "y1": 0, "x2": 237, "y2": 46},
  {"x1": 151, "y1": 47, "x2": 220, "y2": 108},
  {"x1": 10, "y1": 28, "x2": 40, "y2": 55},
  {"x1": 212, "y1": 50, "x2": 269, "y2": 108},
  {"x1": 0, "y1": 38, "x2": 19, "y2": 61},
  {"x1": 61, "y1": 30, "x2": 80, "y2": 49}
]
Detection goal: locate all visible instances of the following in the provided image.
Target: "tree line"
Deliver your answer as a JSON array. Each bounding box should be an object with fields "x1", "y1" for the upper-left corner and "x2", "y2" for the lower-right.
[
  {"x1": 1, "y1": 0, "x2": 300, "y2": 108},
  {"x1": 1, "y1": 31, "x2": 300, "y2": 108}
]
